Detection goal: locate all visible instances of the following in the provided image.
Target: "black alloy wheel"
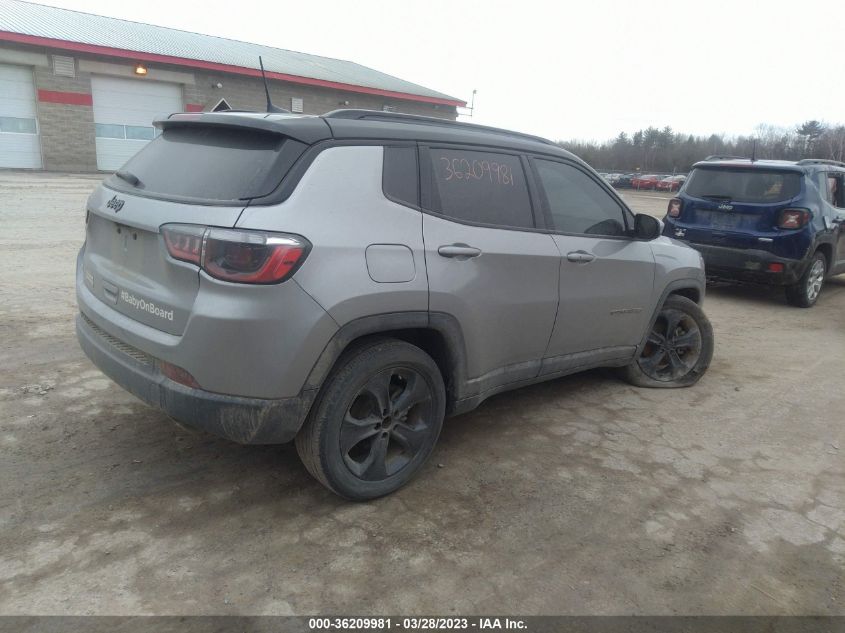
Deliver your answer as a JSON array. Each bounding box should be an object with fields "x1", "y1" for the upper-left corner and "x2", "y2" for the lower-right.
[
  {"x1": 340, "y1": 367, "x2": 434, "y2": 481},
  {"x1": 637, "y1": 307, "x2": 703, "y2": 382},
  {"x1": 295, "y1": 339, "x2": 446, "y2": 500}
]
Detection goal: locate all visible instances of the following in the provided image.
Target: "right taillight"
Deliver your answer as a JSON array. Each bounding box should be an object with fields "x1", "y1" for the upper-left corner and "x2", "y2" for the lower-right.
[
  {"x1": 161, "y1": 224, "x2": 310, "y2": 284},
  {"x1": 777, "y1": 208, "x2": 810, "y2": 230},
  {"x1": 667, "y1": 197, "x2": 682, "y2": 218}
]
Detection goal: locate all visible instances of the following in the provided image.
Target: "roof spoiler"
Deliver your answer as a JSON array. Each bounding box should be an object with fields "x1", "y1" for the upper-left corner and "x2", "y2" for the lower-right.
[{"x1": 154, "y1": 112, "x2": 331, "y2": 145}]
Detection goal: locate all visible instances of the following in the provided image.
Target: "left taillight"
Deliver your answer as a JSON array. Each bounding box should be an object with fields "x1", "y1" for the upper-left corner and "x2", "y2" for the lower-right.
[
  {"x1": 161, "y1": 224, "x2": 205, "y2": 265},
  {"x1": 161, "y1": 224, "x2": 310, "y2": 284},
  {"x1": 777, "y1": 208, "x2": 810, "y2": 230}
]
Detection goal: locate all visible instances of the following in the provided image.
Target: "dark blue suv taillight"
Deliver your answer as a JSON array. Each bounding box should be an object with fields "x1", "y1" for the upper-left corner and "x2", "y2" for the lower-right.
[{"x1": 777, "y1": 208, "x2": 810, "y2": 229}]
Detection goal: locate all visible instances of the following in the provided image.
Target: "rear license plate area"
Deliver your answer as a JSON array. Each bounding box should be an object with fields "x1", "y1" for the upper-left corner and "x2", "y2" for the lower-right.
[{"x1": 710, "y1": 211, "x2": 741, "y2": 230}]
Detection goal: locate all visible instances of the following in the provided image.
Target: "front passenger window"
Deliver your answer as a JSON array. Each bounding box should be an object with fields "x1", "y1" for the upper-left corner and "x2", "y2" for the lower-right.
[{"x1": 535, "y1": 160, "x2": 628, "y2": 236}]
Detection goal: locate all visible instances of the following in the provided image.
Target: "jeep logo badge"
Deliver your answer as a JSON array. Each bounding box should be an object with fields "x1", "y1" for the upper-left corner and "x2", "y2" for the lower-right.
[
  {"x1": 718, "y1": 203, "x2": 734, "y2": 211},
  {"x1": 106, "y1": 196, "x2": 125, "y2": 212}
]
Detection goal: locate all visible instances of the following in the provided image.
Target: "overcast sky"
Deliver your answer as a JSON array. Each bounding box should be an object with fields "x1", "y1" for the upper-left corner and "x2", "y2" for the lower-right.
[{"x1": 34, "y1": 0, "x2": 845, "y2": 142}]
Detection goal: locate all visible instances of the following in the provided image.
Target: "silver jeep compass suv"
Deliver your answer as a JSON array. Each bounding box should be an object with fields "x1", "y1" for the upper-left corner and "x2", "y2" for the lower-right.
[{"x1": 76, "y1": 110, "x2": 713, "y2": 500}]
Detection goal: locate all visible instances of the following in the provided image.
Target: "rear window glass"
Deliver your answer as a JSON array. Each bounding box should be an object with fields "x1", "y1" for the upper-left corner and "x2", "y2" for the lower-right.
[
  {"x1": 428, "y1": 148, "x2": 533, "y2": 228},
  {"x1": 107, "y1": 125, "x2": 304, "y2": 203},
  {"x1": 685, "y1": 168, "x2": 801, "y2": 203}
]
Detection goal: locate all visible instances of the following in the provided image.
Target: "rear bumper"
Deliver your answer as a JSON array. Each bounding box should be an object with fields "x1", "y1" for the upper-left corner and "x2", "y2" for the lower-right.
[
  {"x1": 688, "y1": 243, "x2": 806, "y2": 285},
  {"x1": 77, "y1": 313, "x2": 315, "y2": 444}
]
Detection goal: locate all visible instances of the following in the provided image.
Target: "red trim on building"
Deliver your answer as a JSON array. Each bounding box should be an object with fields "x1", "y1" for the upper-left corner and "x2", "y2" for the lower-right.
[
  {"x1": 1, "y1": 31, "x2": 466, "y2": 107},
  {"x1": 185, "y1": 103, "x2": 204, "y2": 112},
  {"x1": 37, "y1": 89, "x2": 93, "y2": 106}
]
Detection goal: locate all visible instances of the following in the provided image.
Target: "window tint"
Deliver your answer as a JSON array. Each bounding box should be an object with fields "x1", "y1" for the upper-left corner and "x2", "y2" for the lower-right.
[
  {"x1": 534, "y1": 160, "x2": 627, "y2": 236},
  {"x1": 107, "y1": 125, "x2": 306, "y2": 203},
  {"x1": 428, "y1": 148, "x2": 533, "y2": 228},
  {"x1": 383, "y1": 146, "x2": 418, "y2": 207},
  {"x1": 685, "y1": 168, "x2": 801, "y2": 203}
]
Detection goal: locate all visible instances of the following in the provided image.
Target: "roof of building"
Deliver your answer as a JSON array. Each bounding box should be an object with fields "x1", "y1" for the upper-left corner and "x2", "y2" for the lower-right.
[{"x1": 0, "y1": 0, "x2": 465, "y2": 106}]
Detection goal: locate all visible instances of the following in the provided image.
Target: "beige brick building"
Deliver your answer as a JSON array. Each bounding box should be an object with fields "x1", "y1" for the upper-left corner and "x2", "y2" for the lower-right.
[{"x1": 0, "y1": 0, "x2": 463, "y2": 172}]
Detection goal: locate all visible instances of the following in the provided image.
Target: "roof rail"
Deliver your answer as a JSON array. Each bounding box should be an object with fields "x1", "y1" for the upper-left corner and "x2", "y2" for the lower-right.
[
  {"x1": 703, "y1": 155, "x2": 749, "y2": 161},
  {"x1": 322, "y1": 109, "x2": 555, "y2": 146},
  {"x1": 796, "y1": 158, "x2": 845, "y2": 168}
]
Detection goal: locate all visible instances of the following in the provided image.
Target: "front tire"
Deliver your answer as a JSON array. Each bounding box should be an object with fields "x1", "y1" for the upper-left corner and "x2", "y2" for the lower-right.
[
  {"x1": 785, "y1": 251, "x2": 827, "y2": 308},
  {"x1": 621, "y1": 295, "x2": 714, "y2": 388},
  {"x1": 295, "y1": 339, "x2": 446, "y2": 501}
]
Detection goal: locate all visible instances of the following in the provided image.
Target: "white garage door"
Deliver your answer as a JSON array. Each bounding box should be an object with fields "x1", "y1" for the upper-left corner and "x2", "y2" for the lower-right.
[
  {"x1": 0, "y1": 64, "x2": 42, "y2": 169},
  {"x1": 92, "y1": 76, "x2": 182, "y2": 171}
]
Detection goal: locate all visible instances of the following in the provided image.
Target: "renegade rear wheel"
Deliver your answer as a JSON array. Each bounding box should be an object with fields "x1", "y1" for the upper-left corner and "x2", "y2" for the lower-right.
[
  {"x1": 785, "y1": 251, "x2": 827, "y2": 308},
  {"x1": 620, "y1": 295, "x2": 714, "y2": 388},
  {"x1": 295, "y1": 339, "x2": 446, "y2": 500}
]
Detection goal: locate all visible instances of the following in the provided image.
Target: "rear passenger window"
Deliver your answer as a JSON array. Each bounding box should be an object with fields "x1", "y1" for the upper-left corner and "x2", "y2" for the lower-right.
[
  {"x1": 383, "y1": 146, "x2": 419, "y2": 207},
  {"x1": 534, "y1": 159, "x2": 627, "y2": 236},
  {"x1": 428, "y1": 148, "x2": 533, "y2": 228}
]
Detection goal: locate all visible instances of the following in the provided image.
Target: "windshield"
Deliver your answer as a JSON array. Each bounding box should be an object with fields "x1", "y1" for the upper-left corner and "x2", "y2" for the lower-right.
[{"x1": 685, "y1": 167, "x2": 801, "y2": 203}]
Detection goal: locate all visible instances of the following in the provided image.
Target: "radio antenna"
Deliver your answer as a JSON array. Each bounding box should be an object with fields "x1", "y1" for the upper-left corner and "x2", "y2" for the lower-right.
[{"x1": 259, "y1": 56, "x2": 290, "y2": 114}]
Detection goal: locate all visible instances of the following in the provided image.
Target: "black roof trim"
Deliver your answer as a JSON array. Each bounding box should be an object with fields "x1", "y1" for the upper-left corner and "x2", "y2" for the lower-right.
[
  {"x1": 150, "y1": 109, "x2": 576, "y2": 160},
  {"x1": 323, "y1": 109, "x2": 555, "y2": 146},
  {"x1": 703, "y1": 155, "x2": 749, "y2": 161}
]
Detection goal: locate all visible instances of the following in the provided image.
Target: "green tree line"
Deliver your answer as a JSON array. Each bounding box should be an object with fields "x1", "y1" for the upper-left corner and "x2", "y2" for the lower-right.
[{"x1": 558, "y1": 120, "x2": 845, "y2": 173}]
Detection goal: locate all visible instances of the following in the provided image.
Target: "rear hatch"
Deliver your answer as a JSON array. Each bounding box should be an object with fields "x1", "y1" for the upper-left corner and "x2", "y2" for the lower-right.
[
  {"x1": 675, "y1": 165, "x2": 803, "y2": 250},
  {"x1": 81, "y1": 119, "x2": 310, "y2": 335}
]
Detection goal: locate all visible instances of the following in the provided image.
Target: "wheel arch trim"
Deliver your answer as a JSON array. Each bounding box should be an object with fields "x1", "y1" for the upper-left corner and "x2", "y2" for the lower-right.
[{"x1": 301, "y1": 311, "x2": 470, "y2": 412}]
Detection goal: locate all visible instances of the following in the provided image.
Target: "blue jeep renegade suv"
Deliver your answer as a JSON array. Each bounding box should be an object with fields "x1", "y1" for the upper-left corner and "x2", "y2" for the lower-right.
[{"x1": 663, "y1": 157, "x2": 845, "y2": 307}]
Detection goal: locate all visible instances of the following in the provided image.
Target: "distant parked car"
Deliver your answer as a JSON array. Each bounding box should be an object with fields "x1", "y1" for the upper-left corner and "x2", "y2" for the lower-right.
[
  {"x1": 613, "y1": 174, "x2": 634, "y2": 189},
  {"x1": 632, "y1": 174, "x2": 661, "y2": 190},
  {"x1": 656, "y1": 175, "x2": 686, "y2": 192}
]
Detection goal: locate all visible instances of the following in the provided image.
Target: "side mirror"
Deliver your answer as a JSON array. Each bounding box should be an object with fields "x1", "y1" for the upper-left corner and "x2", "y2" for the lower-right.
[{"x1": 634, "y1": 213, "x2": 662, "y2": 240}]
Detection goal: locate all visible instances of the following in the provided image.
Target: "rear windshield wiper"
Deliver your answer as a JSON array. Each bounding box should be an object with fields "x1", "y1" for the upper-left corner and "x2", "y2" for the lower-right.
[
  {"x1": 115, "y1": 169, "x2": 141, "y2": 187},
  {"x1": 699, "y1": 194, "x2": 732, "y2": 201}
]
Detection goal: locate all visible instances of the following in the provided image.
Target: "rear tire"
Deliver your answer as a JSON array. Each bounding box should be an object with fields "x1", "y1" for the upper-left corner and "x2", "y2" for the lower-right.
[
  {"x1": 621, "y1": 295, "x2": 714, "y2": 388},
  {"x1": 785, "y1": 251, "x2": 827, "y2": 308},
  {"x1": 295, "y1": 339, "x2": 446, "y2": 501}
]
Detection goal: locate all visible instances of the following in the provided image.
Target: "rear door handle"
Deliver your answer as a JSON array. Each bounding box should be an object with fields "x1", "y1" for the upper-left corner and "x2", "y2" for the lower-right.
[
  {"x1": 438, "y1": 244, "x2": 482, "y2": 259},
  {"x1": 566, "y1": 250, "x2": 596, "y2": 263}
]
